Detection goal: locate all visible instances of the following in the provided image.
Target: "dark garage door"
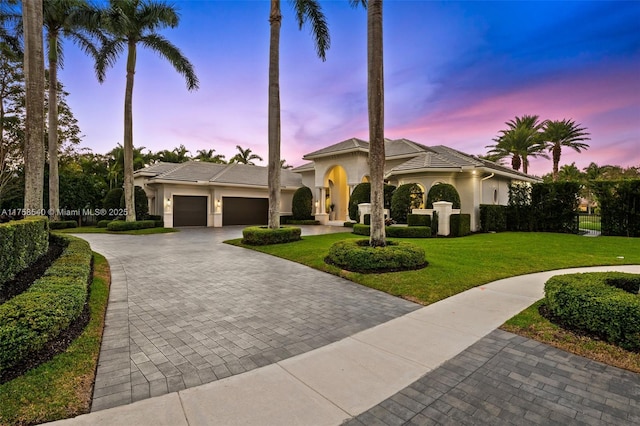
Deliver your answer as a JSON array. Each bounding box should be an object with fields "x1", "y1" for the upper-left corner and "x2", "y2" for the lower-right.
[
  {"x1": 173, "y1": 196, "x2": 207, "y2": 227},
  {"x1": 223, "y1": 197, "x2": 268, "y2": 226}
]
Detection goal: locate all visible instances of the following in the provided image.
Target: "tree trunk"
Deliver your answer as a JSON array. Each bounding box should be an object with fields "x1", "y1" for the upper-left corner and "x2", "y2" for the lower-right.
[
  {"x1": 267, "y1": 0, "x2": 282, "y2": 229},
  {"x1": 368, "y1": 0, "x2": 385, "y2": 247},
  {"x1": 522, "y1": 155, "x2": 528, "y2": 175},
  {"x1": 123, "y1": 40, "x2": 136, "y2": 222},
  {"x1": 22, "y1": 0, "x2": 45, "y2": 212},
  {"x1": 511, "y1": 153, "x2": 521, "y2": 171},
  {"x1": 48, "y1": 30, "x2": 60, "y2": 221},
  {"x1": 552, "y1": 143, "x2": 561, "y2": 182}
]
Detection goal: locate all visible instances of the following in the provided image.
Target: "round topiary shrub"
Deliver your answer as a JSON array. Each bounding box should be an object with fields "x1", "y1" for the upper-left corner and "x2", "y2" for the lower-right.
[
  {"x1": 292, "y1": 186, "x2": 313, "y2": 220},
  {"x1": 119, "y1": 186, "x2": 149, "y2": 220},
  {"x1": 348, "y1": 183, "x2": 371, "y2": 221},
  {"x1": 326, "y1": 239, "x2": 427, "y2": 273},
  {"x1": 242, "y1": 226, "x2": 302, "y2": 245},
  {"x1": 103, "y1": 188, "x2": 124, "y2": 217},
  {"x1": 426, "y1": 183, "x2": 460, "y2": 209},
  {"x1": 391, "y1": 183, "x2": 423, "y2": 223}
]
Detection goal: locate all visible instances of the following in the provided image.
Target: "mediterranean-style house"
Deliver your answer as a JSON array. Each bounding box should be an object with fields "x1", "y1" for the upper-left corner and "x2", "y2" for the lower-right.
[{"x1": 134, "y1": 137, "x2": 539, "y2": 230}]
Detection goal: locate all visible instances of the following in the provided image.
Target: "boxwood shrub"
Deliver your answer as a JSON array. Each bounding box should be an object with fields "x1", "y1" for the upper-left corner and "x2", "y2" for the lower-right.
[
  {"x1": 353, "y1": 224, "x2": 431, "y2": 238},
  {"x1": 326, "y1": 239, "x2": 426, "y2": 273},
  {"x1": 0, "y1": 216, "x2": 49, "y2": 288},
  {"x1": 242, "y1": 226, "x2": 302, "y2": 245},
  {"x1": 0, "y1": 234, "x2": 92, "y2": 378},
  {"x1": 390, "y1": 183, "x2": 423, "y2": 223},
  {"x1": 450, "y1": 214, "x2": 471, "y2": 237},
  {"x1": 107, "y1": 220, "x2": 156, "y2": 231},
  {"x1": 49, "y1": 220, "x2": 78, "y2": 230},
  {"x1": 292, "y1": 186, "x2": 313, "y2": 220},
  {"x1": 407, "y1": 214, "x2": 431, "y2": 227},
  {"x1": 96, "y1": 219, "x2": 112, "y2": 228},
  {"x1": 286, "y1": 220, "x2": 320, "y2": 225},
  {"x1": 426, "y1": 183, "x2": 461, "y2": 209},
  {"x1": 544, "y1": 272, "x2": 640, "y2": 351}
]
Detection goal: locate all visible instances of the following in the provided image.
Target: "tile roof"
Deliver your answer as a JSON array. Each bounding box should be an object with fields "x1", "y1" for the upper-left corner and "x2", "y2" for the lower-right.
[
  {"x1": 135, "y1": 161, "x2": 302, "y2": 187},
  {"x1": 303, "y1": 137, "x2": 369, "y2": 158}
]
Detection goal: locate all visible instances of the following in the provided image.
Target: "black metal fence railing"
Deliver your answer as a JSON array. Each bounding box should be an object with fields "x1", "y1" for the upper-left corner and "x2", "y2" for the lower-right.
[{"x1": 576, "y1": 213, "x2": 601, "y2": 236}]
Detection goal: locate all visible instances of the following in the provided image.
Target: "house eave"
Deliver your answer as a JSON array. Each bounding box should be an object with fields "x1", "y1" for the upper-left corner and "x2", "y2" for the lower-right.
[
  {"x1": 302, "y1": 148, "x2": 369, "y2": 160},
  {"x1": 145, "y1": 178, "x2": 299, "y2": 190}
]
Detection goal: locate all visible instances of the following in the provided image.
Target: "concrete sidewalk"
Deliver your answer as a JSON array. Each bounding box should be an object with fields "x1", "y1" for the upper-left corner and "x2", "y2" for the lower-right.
[{"x1": 47, "y1": 264, "x2": 640, "y2": 425}]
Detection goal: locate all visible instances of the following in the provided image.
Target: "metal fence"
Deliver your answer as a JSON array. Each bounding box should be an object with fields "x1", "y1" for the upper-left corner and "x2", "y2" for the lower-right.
[{"x1": 577, "y1": 213, "x2": 601, "y2": 236}]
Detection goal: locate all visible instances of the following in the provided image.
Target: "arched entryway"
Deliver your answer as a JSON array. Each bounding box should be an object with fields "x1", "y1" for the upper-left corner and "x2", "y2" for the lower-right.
[{"x1": 325, "y1": 165, "x2": 349, "y2": 221}]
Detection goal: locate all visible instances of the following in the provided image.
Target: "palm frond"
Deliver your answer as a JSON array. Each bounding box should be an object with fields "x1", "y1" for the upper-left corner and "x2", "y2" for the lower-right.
[
  {"x1": 95, "y1": 36, "x2": 126, "y2": 82},
  {"x1": 348, "y1": 0, "x2": 367, "y2": 8},
  {"x1": 137, "y1": 1, "x2": 179, "y2": 31},
  {"x1": 139, "y1": 33, "x2": 199, "y2": 90},
  {"x1": 291, "y1": 0, "x2": 330, "y2": 61}
]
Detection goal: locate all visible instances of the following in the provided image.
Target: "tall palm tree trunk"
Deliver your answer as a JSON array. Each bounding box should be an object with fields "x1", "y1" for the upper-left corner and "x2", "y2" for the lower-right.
[
  {"x1": 48, "y1": 30, "x2": 59, "y2": 221},
  {"x1": 123, "y1": 40, "x2": 136, "y2": 222},
  {"x1": 552, "y1": 143, "x2": 561, "y2": 182},
  {"x1": 368, "y1": 0, "x2": 385, "y2": 247},
  {"x1": 267, "y1": 0, "x2": 281, "y2": 229},
  {"x1": 22, "y1": 0, "x2": 45, "y2": 212},
  {"x1": 511, "y1": 153, "x2": 521, "y2": 172}
]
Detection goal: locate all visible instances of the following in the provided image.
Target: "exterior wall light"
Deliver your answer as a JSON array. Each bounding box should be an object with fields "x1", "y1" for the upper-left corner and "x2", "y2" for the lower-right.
[{"x1": 166, "y1": 197, "x2": 171, "y2": 207}]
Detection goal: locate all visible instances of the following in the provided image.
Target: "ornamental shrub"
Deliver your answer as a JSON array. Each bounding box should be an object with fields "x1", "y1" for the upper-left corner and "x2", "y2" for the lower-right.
[
  {"x1": 96, "y1": 220, "x2": 112, "y2": 228},
  {"x1": 119, "y1": 186, "x2": 149, "y2": 220},
  {"x1": 591, "y1": 179, "x2": 640, "y2": 237},
  {"x1": 292, "y1": 186, "x2": 313, "y2": 220},
  {"x1": 353, "y1": 224, "x2": 431, "y2": 238},
  {"x1": 326, "y1": 239, "x2": 426, "y2": 273},
  {"x1": 107, "y1": 220, "x2": 155, "y2": 231},
  {"x1": 0, "y1": 216, "x2": 49, "y2": 289},
  {"x1": 544, "y1": 272, "x2": 640, "y2": 351},
  {"x1": 391, "y1": 183, "x2": 423, "y2": 223},
  {"x1": 426, "y1": 183, "x2": 460, "y2": 209},
  {"x1": 0, "y1": 235, "x2": 91, "y2": 377},
  {"x1": 531, "y1": 181, "x2": 580, "y2": 233},
  {"x1": 479, "y1": 204, "x2": 507, "y2": 232},
  {"x1": 242, "y1": 226, "x2": 301, "y2": 245},
  {"x1": 348, "y1": 183, "x2": 370, "y2": 221},
  {"x1": 407, "y1": 214, "x2": 431, "y2": 227},
  {"x1": 102, "y1": 188, "x2": 123, "y2": 216},
  {"x1": 450, "y1": 214, "x2": 471, "y2": 237},
  {"x1": 363, "y1": 214, "x2": 371, "y2": 225},
  {"x1": 49, "y1": 220, "x2": 78, "y2": 230}
]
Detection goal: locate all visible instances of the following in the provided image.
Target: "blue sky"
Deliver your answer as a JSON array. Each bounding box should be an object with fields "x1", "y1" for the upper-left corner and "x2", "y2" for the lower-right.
[{"x1": 58, "y1": 0, "x2": 640, "y2": 176}]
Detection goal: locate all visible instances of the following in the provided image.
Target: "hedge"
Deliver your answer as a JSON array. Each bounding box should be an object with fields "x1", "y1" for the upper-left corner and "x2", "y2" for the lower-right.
[
  {"x1": 242, "y1": 226, "x2": 301, "y2": 245},
  {"x1": 292, "y1": 186, "x2": 313, "y2": 220},
  {"x1": 426, "y1": 183, "x2": 460, "y2": 209},
  {"x1": 407, "y1": 214, "x2": 431, "y2": 227},
  {"x1": 102, "y1": 188, "x2": 123, "y2": 216},
  {"x1": 506, "y1": 182, "x2": 580, "y2": 233},
  {"x1": 0, "y1": 234, "x2": 92, "y2": 378},
  {"x1": 326, "y1": 239, "x2": 426, "y2": 273},
  {"x1": 450, "y1": 214, "x2": 471, "y2": 237},
  {"x1": 591, "y1": 179, "x2": 640, "y2": 237},
  {"x1": 0, "y1": 216, "x2": 49, "y2": 289},
  {"x1": 348, "y1": 183, "x2": 370, "y2": 221},
  {"x1": 285, "y1": 219, "x2": 320, "y2": 225},
  {"x1": 479, "y1": 205, "x2": 507, "y2": 232},
  {"x1": 107, "y1": 220, "x2": 155, "y2": 231},
  {"x1": 544, "y1": 272, "x2": 640, "y2": 351},
  {"x1": 49, "y1": 220, "x2": 78, "y2": 230},
  {"x1": 391, "y1": 183, "x2": 423, "y2": 224},
  {"x1": 96, "y1": 220, "x2": 112, "y2": 228},
  {"x1": 353, "y1": 224, "x2": 431, "y2": 238}
]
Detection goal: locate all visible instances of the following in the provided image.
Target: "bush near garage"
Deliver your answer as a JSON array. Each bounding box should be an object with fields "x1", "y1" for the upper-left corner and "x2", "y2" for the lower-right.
[
  {"x1": 106, "y1": 220, "x2": 155, "y2": 231},
  {"x1": 48, "y1": 220, "x2": 78, "y2": 230},
  {"x1": 407, "y1": 214, "x2": 431, "y2": 227},
  {"x1": 0, "y1": 234, "x2": 92, "y2": 378},
  {"x1": 0, "y1": 216, "x2": 49, "y2": 289},
  {"x1": 544, "y1": 272, "x2": 640, "y2": 351},
  {"x1": 326, "y1": 239, "x2": 427, "y2": 273},
  {"x1": 242, "y1": 226, "x2": 302, "y2": 245},
  {"x1": 353, "y1": 224, "x2": 431, "y2": 238},
  {"x1": 292, "y1": 187, "x2": 314, "y2": 220},
  {"x1": 450, "y1": 214, "x2": 471, "y2": 237}
]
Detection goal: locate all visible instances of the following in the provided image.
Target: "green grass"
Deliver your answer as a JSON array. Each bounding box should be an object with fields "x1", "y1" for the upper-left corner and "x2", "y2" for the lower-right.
[
  {"x1": 227, "y1": 232, "x2": 640, "y2": 305},
  {"x1": 0, "y1": 253, "x2": 110, "y2": 426},
  {"x1": 56, "y1": 226, "x2": 178, "y2": 235},
  {"x1": 502, "y1": 300, "x2": 640, "y2": 373}
]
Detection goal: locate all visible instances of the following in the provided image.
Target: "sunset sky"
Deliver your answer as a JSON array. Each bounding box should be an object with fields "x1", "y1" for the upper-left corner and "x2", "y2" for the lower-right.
[{"x1": 58, "y1": 0, "x2": 640, "y2": 177}]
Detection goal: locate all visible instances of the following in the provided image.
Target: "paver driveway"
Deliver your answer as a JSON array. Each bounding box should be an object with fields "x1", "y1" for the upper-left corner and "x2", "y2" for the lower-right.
[{"x1": 79, "y1": 226, "x2": 419, "y2": 411}]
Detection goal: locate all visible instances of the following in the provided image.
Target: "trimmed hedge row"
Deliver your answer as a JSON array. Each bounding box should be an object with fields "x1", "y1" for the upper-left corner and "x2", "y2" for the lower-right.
[
  {"x1": 97, "y1": 219, "x2": 112, "y2": 228},
  {"x1": 107, "y1": 220, "x2": 155, "y2": 231},
  {"x1": 407, "y1": 214, "x2": 431, "y2": 227},
  {"x1": 479, "y1": 205, "x2": 507, "y2": 232},
  {"x1": 591, "y1": 179, "x2": 640, "y2": 237},
  {"x1": 0, "y1": 234, "x2": 92, "y2": 377},
  {"x1": 285, "y1": 220, "x2": 320, "y2": 225},
  {"x1": 326, "y1": 239, "x2": 426, "y2": 273},
  {"x1": 0, "y1": 216, "x2": 49, "y2": 288},
  {"x1": 353, "y1": 224, "x2": 431, "y2": 238},
  {"x1": 242, "y1": 226, "x2": 302, "y2": 245},
  {"x1": 450, "y1": 214, "x2": 471, "y2": 237},
  {"x1": 49, "y1": 220, "x2": 78, "y2": 230},
  {"x1": 544, "y1": 272, "x2": 640, "y2": 351}
]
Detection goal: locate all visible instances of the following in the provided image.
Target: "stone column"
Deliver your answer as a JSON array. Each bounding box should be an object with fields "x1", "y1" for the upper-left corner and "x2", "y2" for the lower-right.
[{"x1": 433, "y1": 201, "x2": 453, "y2": 236}]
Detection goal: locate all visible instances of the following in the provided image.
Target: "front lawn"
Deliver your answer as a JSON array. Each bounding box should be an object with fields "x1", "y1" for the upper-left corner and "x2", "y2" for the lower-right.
[
  {"x1": 227, "y1": 232, "x2": 640, "y2": 305},
  {"x1": 56, "y1": 226, "x2": 178, "y2": 235}
]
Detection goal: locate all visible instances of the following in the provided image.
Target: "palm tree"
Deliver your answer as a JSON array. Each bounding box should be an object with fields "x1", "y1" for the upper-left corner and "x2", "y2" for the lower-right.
[
  {"x1": 195, "y1": 148, "x2": 226, "y2": 164},
  {"x1": 230, "y1": 145, "x2": 263, "y2": 165},
  {"x1": 542, "y1": 119, "x2": 590, "y2": 182},
  {"x1": 156, "y1": 144, "x2": 191, "y2": 163},
  {"x1": 280, "y1": 159, "x2": 293, "y2": 169},
  {"x1": 0, "y1": 1, "x2": 21, "y2": 54},
  {"x1": 267, "y1": 0, "x2": 330, "y2": 229},
  {"x1": 558, "y1": 162, "x2": 583, "y2": 182},
  {"x1": 486, "y1": 115, "x2": 547, "y2": 174},
  {"x1": 95, "y1": 0, "x2": 199, "y2": 222},
  {"x1": 44, "y1": 0, "x2": 100, "y2": 221},
  {"x1": 22, "y1": 0, "x2": 45, "y2": 211}
]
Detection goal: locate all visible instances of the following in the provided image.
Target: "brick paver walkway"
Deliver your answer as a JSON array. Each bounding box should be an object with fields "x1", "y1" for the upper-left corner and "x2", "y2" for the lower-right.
[
  {"x1": 80, "y1": 227, "x2": 419, "y2": 411},
  {"x1": 345, "y1": 329, "x2": 640, "y2": 425}
]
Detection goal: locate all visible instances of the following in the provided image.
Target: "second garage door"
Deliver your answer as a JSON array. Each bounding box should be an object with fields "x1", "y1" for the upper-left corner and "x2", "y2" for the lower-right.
[
  {"x1": 173, "y1": 196, "x2": 207, "y2": 227},
  {"x1": 222, "y1": 197, "x2": 268, "y2": 226}
]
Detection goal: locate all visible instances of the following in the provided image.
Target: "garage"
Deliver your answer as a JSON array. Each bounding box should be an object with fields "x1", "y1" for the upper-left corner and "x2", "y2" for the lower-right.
[
  {"x1": 222, "y1": 197, "x2": 268, "y2": 226},
  {"x1": 173, "y1": 196, "x2": 208, "y2": 226}
]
